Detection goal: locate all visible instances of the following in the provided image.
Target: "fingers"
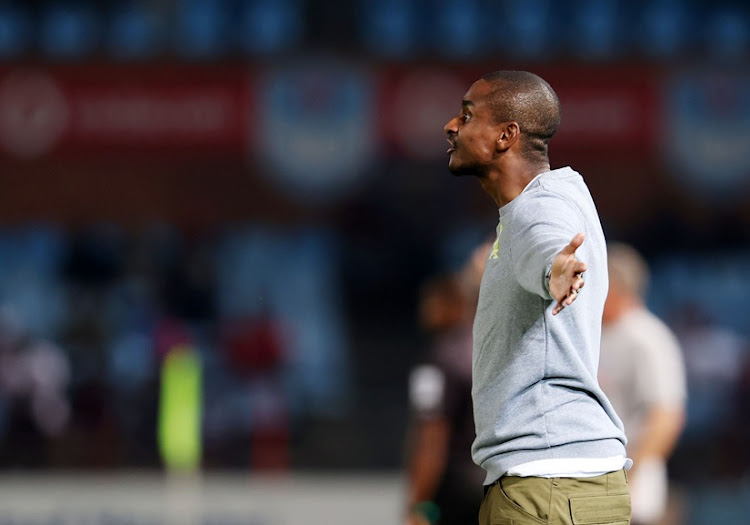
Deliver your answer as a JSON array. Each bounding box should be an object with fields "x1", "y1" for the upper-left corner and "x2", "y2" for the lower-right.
[
  {"x1": 552, "y1": 300, "x2": 569, "y2": 316},
  {"x1": 551, "y1": 234, "x2": 586, "y2": 315},
  {"x1": 572, "y1": 273, "x2": 585, "y2": 292},
  {"x1": 559, "y1": 232, "x2": 585, "y2": 256},
  {"x1": 552, "y1": 273, "x2": 585, "y2": 316},
  {"x1": 552, "y1": 290, "x2": 577, "y2": 315}
]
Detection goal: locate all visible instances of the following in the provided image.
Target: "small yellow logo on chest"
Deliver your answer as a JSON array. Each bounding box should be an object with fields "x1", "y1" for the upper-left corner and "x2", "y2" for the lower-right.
[{"x1": 489, "y1": 224, "x2": 503, "y2": 259}]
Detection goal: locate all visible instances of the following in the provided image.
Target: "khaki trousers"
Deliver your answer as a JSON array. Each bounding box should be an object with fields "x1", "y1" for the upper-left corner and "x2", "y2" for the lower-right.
[{"x1": 479, "y1": 469, "x2": 631, "y2": 525}]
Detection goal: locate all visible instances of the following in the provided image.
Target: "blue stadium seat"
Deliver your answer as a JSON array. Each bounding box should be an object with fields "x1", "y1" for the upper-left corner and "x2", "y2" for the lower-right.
[
  {"x1": 39, "y1": 3, "x2": 100, "y2": 60},
  {"x1": 360, "y1": 0, "x2": 419, "y2": 59},
  {"x1": 638, "y1": 0, "x2": 692, "y2": 59},
  {"x1": 569, "y1": 0, "x2": 620, "y2": 60},
  {"x1": 238, "y1": 0, "x2": 303, "y2": 55},
  {"x1": 704, "y1": 7, "x2": 749, "y2": 62},
  {"x1": 108, "y1": 3, "x2": 163, "y2": 59},
  {"x1": 174, "y1": 0, "x2": 230, "y2": 59},
  {"x1": 0, "y1": 227, "x2": 65, "y2": 338},
  {"x1": 432, "y1": 0, "x2": 481, "y2": 59},
  {"x1": 0, "y1": 5, "x2": 32, "y2": 59},
  {"x1": 502, "y1": 0, "x2": 553, "y2": 60}
]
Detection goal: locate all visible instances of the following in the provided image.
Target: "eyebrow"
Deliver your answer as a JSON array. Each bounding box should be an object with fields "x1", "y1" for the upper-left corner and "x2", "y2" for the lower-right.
[{"x1": 462, "y1": 99, "x2": 474, "y2": 107}]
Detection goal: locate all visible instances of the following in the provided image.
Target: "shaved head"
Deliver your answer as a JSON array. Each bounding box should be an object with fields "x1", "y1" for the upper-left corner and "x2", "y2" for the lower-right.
[
  {"x1": 480, "y1": 71, "x2": 561, "y2": 160},
  {"x1": 608, "y1": 243, "x2": 649, "y2": 298}
]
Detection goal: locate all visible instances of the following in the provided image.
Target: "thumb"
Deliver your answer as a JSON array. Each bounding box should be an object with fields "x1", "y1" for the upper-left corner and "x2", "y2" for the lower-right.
[{"x1": 559, "y1": 233, "x2": 585, "y2": 256}]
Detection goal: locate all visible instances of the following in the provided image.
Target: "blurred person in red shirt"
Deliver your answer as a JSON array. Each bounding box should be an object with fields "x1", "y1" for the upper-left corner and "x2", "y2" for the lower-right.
[{"x1": 599, "y1": 243, "x2": 687, "y2": 525}]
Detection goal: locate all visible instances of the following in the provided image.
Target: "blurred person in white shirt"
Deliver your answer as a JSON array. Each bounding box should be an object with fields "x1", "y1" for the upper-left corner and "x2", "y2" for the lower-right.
[
  {"x1": 0, "y1": 305, "x2": 71, "y2": 440},
  {"x1": 599, "y1": 243, "x2": 687, "y2": 525}
]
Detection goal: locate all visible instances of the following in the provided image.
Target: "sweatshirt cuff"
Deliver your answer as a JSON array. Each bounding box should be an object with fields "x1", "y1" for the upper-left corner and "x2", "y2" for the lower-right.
[{"x1": 544, "y1": 262, "x2": 553, "y2": 298}]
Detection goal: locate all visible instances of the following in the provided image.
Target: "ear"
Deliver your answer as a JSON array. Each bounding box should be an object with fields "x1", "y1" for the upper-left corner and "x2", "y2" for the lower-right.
[{"x1": 495, "y1": 122, "x2": 520, "y2": 153}]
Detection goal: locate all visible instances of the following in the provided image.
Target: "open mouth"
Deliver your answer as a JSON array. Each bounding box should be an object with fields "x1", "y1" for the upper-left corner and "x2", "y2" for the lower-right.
[{"x1": 446, "y1": 139, "x2": 456, "y2": 154}]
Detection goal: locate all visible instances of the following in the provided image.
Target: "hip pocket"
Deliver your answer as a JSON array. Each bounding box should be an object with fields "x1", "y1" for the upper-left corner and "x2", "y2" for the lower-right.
[
  {"x1": 496, "y1": 477, "x2": 549, "y2": 524},
  {"x1": 569, "y1": 493, "x2": 631, "y2": 524}
]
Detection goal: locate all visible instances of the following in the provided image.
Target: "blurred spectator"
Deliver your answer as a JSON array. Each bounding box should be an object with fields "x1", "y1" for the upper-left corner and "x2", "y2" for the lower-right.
[
  {"x1": 0, "y1": 305, "x2": 71, "y2": 467},
  {"x1": 668, "y1": 303, "x2": 748, "y2": 480},
  {"x1": 599, "y1": 243, "x2": 686, "y2": 525},
  {"x1": 404, "y1": 242, "x2": 488, "y2": 525}
]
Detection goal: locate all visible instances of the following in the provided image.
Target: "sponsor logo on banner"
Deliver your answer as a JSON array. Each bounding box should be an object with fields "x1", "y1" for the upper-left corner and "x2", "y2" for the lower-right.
[
  {"x1": 387, "y1": 70, "x2": 467, "y2": 161},
  {"x1": 0, "y1": 66, "x2": 246, "y2": 158},
  {"x1": 0, "y1": 70, "x2": 69, "y2": 157},
  {"x1": 663, "y1": 71, "x2": 750, "y2": 199},
  {"x1": 256, "y1": 61, "x2": 376, "y2": 203}
]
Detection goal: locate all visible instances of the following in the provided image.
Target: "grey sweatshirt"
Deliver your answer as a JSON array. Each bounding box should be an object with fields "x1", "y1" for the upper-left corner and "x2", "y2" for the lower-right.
[{"x1": 472, "y1": 166, "x2": 626, "y2": 484}]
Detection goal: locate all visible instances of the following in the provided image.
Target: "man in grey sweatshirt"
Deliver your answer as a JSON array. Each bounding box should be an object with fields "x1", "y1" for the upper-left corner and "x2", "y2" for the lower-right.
[{"x1": 443, "y1": 71, "x2": 632, "y2": 524}]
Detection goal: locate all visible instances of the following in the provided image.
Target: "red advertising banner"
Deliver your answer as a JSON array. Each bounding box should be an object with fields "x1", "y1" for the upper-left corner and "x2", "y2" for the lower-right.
[
  {"x1": 0, "y1": 63, "x2": 658, "y2": 162},
  {"x1": 378, "y1": 65, "x2": 659, "y2": 163},
  {"x1": 0, "y1": 66, "x2": 250, "y2": 159}
]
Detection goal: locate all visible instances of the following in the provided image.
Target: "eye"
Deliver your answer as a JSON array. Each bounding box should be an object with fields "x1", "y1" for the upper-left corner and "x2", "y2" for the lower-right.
[{"x1": 461, "y1": 112, "x2": 471, "y2": 123}]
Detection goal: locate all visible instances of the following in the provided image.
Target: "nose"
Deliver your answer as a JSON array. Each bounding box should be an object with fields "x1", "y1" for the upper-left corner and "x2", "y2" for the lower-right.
[{"x1": 444, "y1": 116, "x2": 458, "y2": 136}]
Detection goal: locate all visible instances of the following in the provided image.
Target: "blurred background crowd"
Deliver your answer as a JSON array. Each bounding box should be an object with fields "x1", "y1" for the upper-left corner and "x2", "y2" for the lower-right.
[{"x1": 0, "y1": 0, "x2": 747, "y2": 523}]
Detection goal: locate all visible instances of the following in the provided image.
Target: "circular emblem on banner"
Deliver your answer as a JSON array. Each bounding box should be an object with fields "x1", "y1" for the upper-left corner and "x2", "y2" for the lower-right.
[
  {"x1": 0, "y1": 70, "x2": 69, "y2": 157},
  {"x1": 388, "y1": 71, "x2": 467, "y2": 161},
  {"x1": 663, "y1": 71, "x2": 750, "y2": 200},
  {"x1": 254, "y1": 60, "x2": 376, "y2": 204}
]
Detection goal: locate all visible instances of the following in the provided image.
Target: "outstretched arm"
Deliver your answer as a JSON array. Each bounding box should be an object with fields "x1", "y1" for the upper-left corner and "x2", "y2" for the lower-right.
[{"x1": 549, "y1": 233, "x2": 587, "y2": 315}]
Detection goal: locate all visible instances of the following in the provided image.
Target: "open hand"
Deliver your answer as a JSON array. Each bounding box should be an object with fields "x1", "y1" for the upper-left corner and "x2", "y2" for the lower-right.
[{"x1": 549, "y1": 233, "x2": 587, "y2": 315}]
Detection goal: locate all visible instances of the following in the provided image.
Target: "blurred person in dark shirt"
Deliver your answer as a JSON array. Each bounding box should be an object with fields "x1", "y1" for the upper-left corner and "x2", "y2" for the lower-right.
[
  {"x1": 404, "y1": 243, "x2": 489, "y2": 525},
  {"x1": 598, "y1": 244, "x2": 686, "y2": 525}
]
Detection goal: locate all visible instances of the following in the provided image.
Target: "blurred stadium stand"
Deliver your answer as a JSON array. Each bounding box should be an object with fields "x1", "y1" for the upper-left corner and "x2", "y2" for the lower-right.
[
  {"x1": 0, "y1": 0, "x2": 741, "y2": 62},
  {"x1": 0, "y1": 1, "x2": 746, "y2": 523}
]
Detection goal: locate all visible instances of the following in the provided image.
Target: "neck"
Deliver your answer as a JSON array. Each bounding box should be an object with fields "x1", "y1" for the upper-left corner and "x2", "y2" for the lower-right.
[{"x1": 478, "y1": 160, "x2": 551, "y2": 208}]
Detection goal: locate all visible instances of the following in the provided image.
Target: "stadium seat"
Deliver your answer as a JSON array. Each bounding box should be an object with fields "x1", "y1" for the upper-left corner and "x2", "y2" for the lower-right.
[
  {"x1": 108, "y1": 2, "x2": 163, "y2": 59},
  {"x1": 238, "y1": 0, "x2": 303, "y2": 55},
  {"x1": 638, "y1": 0, "x2": 692, "y2": 59},
  {"x1": 704, "y1": 7, "x2": 749, "y2": 62},
  {"x1": 360, "y1": 0, "x2": 419, "y2": 59},
  {"x1": 569, "y1": 0, "x2": 620, "y2": 60},
  {"x1": 432, "y1": 0, "x2": 481, "y2": 59},
  {"x1": 502, "y1": 0, "x2": 553, "y2": 60},
  {"x1": 174, "y1": 0, "x2": 230, "y2": 59},
  {"x1": 0, "y1": 227, "x2": 65, "y2": 338},
  {"x1": 0, "y1": 5, "x2": 31, "y2": 59},
  {"x1": 39, "y1": 3, "x2": 100, "y2": 60}
]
